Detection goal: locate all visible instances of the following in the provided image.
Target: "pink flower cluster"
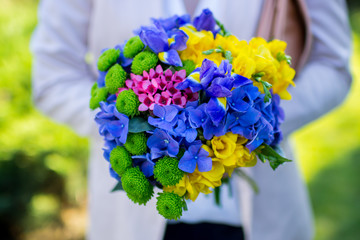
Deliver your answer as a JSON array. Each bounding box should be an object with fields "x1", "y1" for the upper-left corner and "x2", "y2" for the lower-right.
[{"x1": 119, "y1": 65, "x2": 198, "y2": 111}]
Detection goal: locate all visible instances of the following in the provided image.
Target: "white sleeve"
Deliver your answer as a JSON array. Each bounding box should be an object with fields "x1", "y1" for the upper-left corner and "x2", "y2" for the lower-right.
[
  {"x1": 280, "y1": 0, "x2": 352, "y2": 136},
  {"x1": 31, "y1": 0, "x2": 96, "y2": 136}
]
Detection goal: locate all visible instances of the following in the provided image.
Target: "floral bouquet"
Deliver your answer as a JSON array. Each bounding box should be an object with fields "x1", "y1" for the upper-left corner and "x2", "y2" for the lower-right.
[{"x1": 90, "y1": 9, "x2": 295, "y2": 220}]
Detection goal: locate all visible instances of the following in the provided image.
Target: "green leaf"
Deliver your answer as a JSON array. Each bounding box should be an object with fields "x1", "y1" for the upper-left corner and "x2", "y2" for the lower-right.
[
  {"x1": 182, "y1": 197, "x2": 188, "y2": 211},
  {"x1": 203, "y1": 49, "x2": 215, "y2": 55},
  {"x1": 276, "y1": 52, "x2": 292, "y2": 65},
  {"x1": 214, "y1": 186, "x2": 221, "y2": 206},
  {"x1": 262, "y1": 82, "x2": 272, "y2": 103},
  {"x1": 111, "y1": 181, "x2": 124, "y2": 192},
  {"x1": 255, "y1": 144, "x2": 292, "y2": 170},
  {"x1": 225, "y1": 51, "x2": 233, "y2": 63},
  {"x1": 128, "y1": 117, "x2": 154, "y2": 133}
]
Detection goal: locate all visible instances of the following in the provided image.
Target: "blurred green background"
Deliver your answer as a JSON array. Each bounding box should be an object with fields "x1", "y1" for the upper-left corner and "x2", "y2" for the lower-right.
[{"x1": 0, "y1": 0, "x2": 359, "y2": 239}]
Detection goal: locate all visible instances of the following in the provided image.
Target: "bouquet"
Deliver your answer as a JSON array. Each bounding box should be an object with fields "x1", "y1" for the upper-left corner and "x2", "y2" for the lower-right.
[{"x1": 90, "y1": 9, "x2": 295, "y2": 220}]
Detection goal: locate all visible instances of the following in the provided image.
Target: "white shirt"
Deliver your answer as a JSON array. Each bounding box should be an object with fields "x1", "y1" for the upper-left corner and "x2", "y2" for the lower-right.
[{"x1": 31, "y1": 0, "x2": 352, "y2": 239}]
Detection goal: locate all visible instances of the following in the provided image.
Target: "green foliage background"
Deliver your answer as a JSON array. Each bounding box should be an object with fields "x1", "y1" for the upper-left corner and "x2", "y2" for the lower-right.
[{"x1": 0, "y1": 0, "x2": 359, "y2": 239}]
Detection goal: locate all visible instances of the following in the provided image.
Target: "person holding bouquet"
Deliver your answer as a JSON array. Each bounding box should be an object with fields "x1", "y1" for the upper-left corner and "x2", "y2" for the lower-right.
[{"x1": 31, "y1": 0, "x2": 352, "y2": 239}]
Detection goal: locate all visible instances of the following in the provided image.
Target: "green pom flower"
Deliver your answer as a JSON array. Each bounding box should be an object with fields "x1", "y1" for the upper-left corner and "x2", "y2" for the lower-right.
[
  {"x1": 116, "y1": 89, "x2": 140, "y2": 117},
  {"x1": 105, "y1": 64, "x2": 127, "y2": 94},
  {"x1": 123, "y1": 36, "x2": 145, "y2": 59},
  {"x1": 124, "y1": 132, "x2": 147, "y2": 155},
  {"x1": 175, "y1": 60, "x2": 196, "y2": 76},
  {"x1": 156, "y1": 192, "x2": 183, "y2": 220},
  {"x1": 131, "y1": 51, "x2": 158, "y2": 75},
  {"x1": 97, "y1": 48, "x2": 120, "y2": 72},
  {"x1": 121, "y1": 167, "x2": 154, "y2": 205},
  {"x1": 89, "y1": 82, "x2": 108, "y2": 110},
  {"x1": 110, "y1": 146, "x2": 132, "y2": 176},
  {"x1": 153, "y1": 156, "x2": 184, "y2": 187}
]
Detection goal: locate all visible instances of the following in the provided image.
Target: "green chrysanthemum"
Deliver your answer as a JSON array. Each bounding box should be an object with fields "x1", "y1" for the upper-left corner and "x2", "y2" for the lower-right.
[
  {"x1": 116, "y1": 89, "x2": 140, "y2": 117},
  {"x1": 105, "y1": 64, "x2": 127, "y2": 94},
  {"x1": 89, "y1": 82, "x2": 108, "y2": 110},
  {"x1": 175, "y1": 60, "x2": 196, "y2": 76},
  {"x1": 123, "y1": 36, "x2": 145, "y2": 59},
  {"x1": 97, "y1": 48, "x2": 120, "y2": 72},
  {"x1": 131, "y1": 51, "x2": 158, "y2": 75},
  {"x1": 156, "y1": 192, "x2": 183, "y2": 220},
  {"x1": 124, "y1": 132, "x2": 147, "y2": 155},
  {"x1": 153, "y1": 156, "x2": 184, "y2": 187},
  {"x1": 110, "y1": 146, "x2": 132, "y2": 176},
  {"x1": 121, "y1": 167, "x2": 154, "y2": 205}
]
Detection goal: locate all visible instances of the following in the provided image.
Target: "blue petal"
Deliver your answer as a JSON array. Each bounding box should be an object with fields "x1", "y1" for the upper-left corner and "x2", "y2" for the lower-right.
[
  {"x1": 193, "y1": 9, "x2": 217, "y2": 33},
  {"x1": 168, "y1": 136, "x2": 180, "y2": 157},
  {"x1": 238, "y1": 108, "x2": 261, "y2": 126},
  {"x1": 106, "y1": 121, "x2": 125, "y2": 137},
  {"x1": 206, "y1": 83, "x2": 232, "y2": 98},
  {"x1": 164, "y1": 105, "x2": 179, "y2": 122},
  {"x1": 158, "y1": 49, "x2": 183, "y2": 67},
  {"x1": 153, "y1": 104, "x2": 165, "y2": 118},
  {"x1": 206, "y1": 98, "x2": 226, "y2": 126},
  {"x1": 97, "y1": 70, "x2": 107, "y2": 88},
  {"x1": 109, "y1": 164, "x2": 121, "y2": 181},
  {"x1": 139, "y1": 26, "x2": 168, "y2": 53},
  {"x1": 168, "y1": 29, "x2": 188, "y2": 51},
  {"x1": 185, "y1": 128, "x2": 197, "y2": 143},
  {"x1": 188, "y1": 109, "x2": 204, "y2": 128},
  {"x1": 232, "y1": 73, "x2": 252, "y2": 88},
  {"x1": 141, "y1": 161, "x2": 155, "y2": 177},
  {"x1": 152, "y1": 14, "x2": 190, "y2": 32},
  {"x1": 200, "y1": 59, "x2": 216, "y2": 88},
  {"x1": 178, "y1": 151, "x2": 196, "y2": 173},
  {"x1": 197, "y1": 156, "x2": 212, "y2": 172}
]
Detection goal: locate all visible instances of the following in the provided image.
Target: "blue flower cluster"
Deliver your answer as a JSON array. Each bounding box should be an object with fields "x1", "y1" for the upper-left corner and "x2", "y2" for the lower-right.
[
  {"x1": 147, "y1": 59, "x2": 285, "y2": 164},
  {"x1": 95, "y1": 102, "x2": 129, "y2": 179}
]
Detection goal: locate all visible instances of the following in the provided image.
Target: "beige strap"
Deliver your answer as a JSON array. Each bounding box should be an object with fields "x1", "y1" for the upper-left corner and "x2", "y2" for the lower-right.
[{"x1": 256, "y1": 0, "x2": 312, "y2": 72}]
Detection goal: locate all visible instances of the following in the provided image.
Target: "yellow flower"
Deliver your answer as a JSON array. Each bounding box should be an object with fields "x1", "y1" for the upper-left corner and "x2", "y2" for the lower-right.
[
  {"x1": 268, "y1": 39, "x2": 287, "y2": 58},
  {"x1": 164, "y1": 145, "x2": 225, "y2": 202},
  {"x1": 249, "y1": 37, "x2": 268, "y2": 50},
  {"x1": 211, "y1": 132, "x2": 237, "y2": 159},
  {"x1": 209, "y1": 133, "x2": 258, "y2": 176},
  {"x1": 232, "y1": 54, "x2": 256, "y2": 79},
  {"x1": 179, "y1": 26, "x2": 216, "y2": 67},
  {"x1": 273, "y1": 61, "x2": 296, "y2": 100},
  {"x1": 234, "y1": 136, "x2": 257, "y2": 168}
]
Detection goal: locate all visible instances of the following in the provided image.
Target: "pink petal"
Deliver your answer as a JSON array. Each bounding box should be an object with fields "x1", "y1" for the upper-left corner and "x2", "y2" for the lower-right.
[
  {"x1": 131, "y1": 74, "x2": 143, "y2": 82},
  {"x1": 125, "y1": 80, "x2": 134, "y2": 89},
  {"x1": 165, "y1": 98, "x2": 172, "y2": 105},
  {"x1": 151, "y1": 79, "x2": 159, "y2": 89},
  {"x1": 155, "y1": 65, "x2": 163, "y2": 75},
  {"x1": 161, "y1": 91, "x2": 170, "y2": 98},
  {"x1": 149, "y1": 68, "x2": 156, "y2": 78},
  {"x1": 164, "y1": 69, "x2": 173, "y2": 82},
  {"x1": 177, "y1": 70, "x2": 186, "y2": 79},
  {"x1": 154, "y1": 93, "x2": 161, "y2": 103},
  {"x1": 149, "y1": 103, "x2": 155, "y2": 110},
  {"x1": 138, "y1": 94, "x2": 148, "y2": 102},
  {"x1": 138, "y1": 103, "x2": 149, "y2": 111}
]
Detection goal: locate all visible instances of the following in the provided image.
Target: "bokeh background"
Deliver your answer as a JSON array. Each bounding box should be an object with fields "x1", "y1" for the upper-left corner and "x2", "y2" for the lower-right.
[{"x1": 0, "y1": 0, "x2": 359, "y2": 239}]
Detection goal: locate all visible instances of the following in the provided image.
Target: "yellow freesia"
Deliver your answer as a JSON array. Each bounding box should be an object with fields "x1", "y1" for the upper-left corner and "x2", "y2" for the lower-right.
[
  {"x1": 211, "y1": 132, "x2": 237, "y2": 159},
  {"x1": 232, "y1": 54, "x2": 256, "y2": 79},
  {"x1": 268, "y1": 39, "x2": 287, "y2": 58},
  {"x1": 179, "y1": 25, "x2": 218, "y2": 67}
]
